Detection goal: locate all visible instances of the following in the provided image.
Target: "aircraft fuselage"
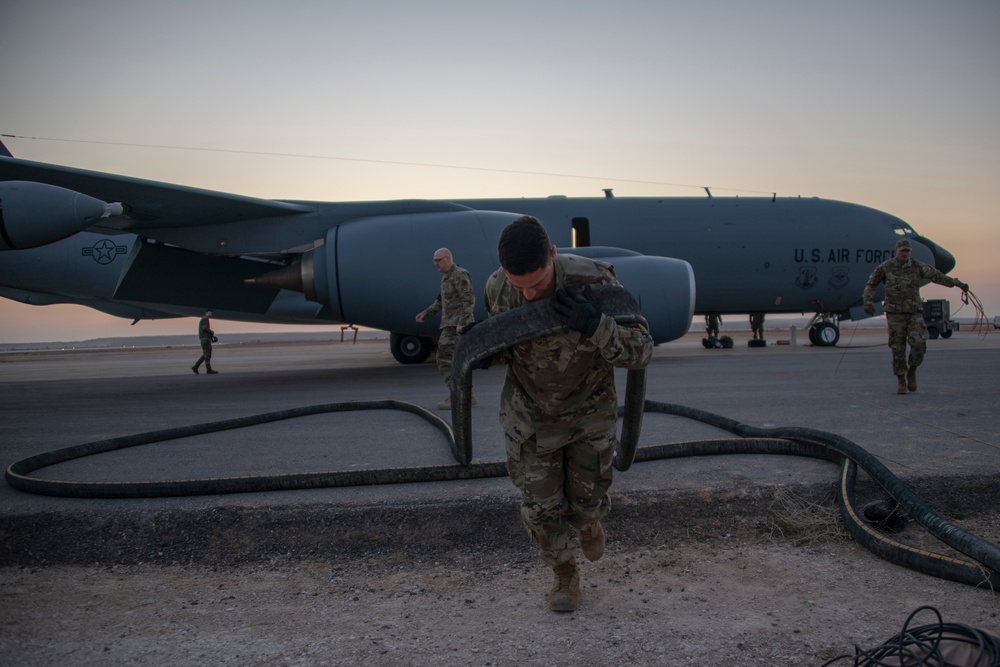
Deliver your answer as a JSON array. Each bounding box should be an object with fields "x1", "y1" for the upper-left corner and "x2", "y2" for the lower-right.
[
  {"x1": 0, "y1": 194, "x2": 947, "y2": 337},
  {"x1": 451, "y1": 195, "x2": 929, "y2": 315},
  {"x1": 0, "y1": 141, "x2": 957, "y2": 353}
]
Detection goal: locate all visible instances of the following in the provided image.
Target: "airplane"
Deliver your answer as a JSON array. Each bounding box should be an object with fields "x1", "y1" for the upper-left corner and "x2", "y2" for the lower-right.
[{"x1": 0, "y1": 139, "x2": 957, "y2": 362}]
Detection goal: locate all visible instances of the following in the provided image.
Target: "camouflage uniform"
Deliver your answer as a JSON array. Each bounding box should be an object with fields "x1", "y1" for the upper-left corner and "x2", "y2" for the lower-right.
[
  {"x1": 705, "y1": 314, "x2": 720, "y2": 337},
  {"x1": 193, "y1": 315, "x2": 215, "y2": 372},
  {"x1": 484, "y1": 254, "x2": 653, "y2": 566},
  {"x1": 863, "y1": 252, "x2": 965, "y2": 377},
  {"x1": 749, "y1": 313, "x2": 765, "y2": 340},
  {"x1": 419, "y1": 264, "x2": 475, "y2": 386}
]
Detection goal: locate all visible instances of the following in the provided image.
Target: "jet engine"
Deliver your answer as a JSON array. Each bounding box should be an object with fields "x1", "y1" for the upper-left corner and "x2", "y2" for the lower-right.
[
  {"x1": 560, "y1": 246, "x2": 695, "y2": 343},
  {"x1": 0, "y1": 181, "x2": 123, "y2": 250},
  {"x1": 248, "y1": 209, "x2": 695, "y2": 362}
]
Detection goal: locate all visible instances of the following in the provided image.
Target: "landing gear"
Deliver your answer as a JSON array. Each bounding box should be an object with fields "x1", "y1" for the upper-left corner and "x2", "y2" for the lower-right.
[
  {"x1": 807, "y1": 318, "x2": 841, "y2": 347},
  {"x1": 390, "y1": 332, "x2": 433, "y2": 364}
]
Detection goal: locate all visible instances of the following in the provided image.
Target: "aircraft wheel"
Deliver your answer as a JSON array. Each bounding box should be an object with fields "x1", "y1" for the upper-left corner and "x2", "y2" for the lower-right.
[
  {"x1": 813, "y1": 322, "x2": 840, "y2": 347},
  {"x1": 941, "y1": 330, "x2": 953, "y2": 339},
  {"x1": 927, "y1": 326, "x2": 940, "y2": 340},
  {"x1": 390, "y1": 332, "x2": 433, "y2": 364},
  {"x1": 808, "y1": 325, "x2": 819, "y2": 345}
]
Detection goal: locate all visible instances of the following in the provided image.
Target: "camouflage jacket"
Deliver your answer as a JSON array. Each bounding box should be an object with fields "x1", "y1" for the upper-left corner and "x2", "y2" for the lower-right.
[
  {"x1": 197, "y1": 317, "x2": 214, "y2": 342},
  {"x1": 863, "y1": 258, "x2": 964, "y2": 313},
  {"x1": 484, "y1": 253, "x2": 653, "y2": 456},
  {"x1": 421, "y1": 265, "x2": 475, "y2": 329}
]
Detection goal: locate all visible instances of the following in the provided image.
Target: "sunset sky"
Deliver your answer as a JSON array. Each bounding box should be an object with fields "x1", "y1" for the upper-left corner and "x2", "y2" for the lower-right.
[{"x1": 1, "y1": 0, "x2": 997, "y2": 343}]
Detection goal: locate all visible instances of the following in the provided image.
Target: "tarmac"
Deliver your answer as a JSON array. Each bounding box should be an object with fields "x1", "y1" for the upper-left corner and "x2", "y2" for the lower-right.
[{"x1": 1, "y1": 324, "x2": 998, "y2": 567}]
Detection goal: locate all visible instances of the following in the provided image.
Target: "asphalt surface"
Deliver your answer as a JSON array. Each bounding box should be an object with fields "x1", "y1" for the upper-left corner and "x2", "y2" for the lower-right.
[{"x1": 1, "y1": 325, "x2": 998, "y2": 567}]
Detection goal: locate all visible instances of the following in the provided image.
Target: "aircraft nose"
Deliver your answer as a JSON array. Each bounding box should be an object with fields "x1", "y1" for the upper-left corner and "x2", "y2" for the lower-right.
[{"x1": 914, "y1": 236, "x2": 956, "y2": 274}]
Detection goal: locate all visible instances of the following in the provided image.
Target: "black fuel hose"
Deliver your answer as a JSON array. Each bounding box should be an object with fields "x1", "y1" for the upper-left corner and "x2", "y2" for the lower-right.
[
  {"x1": 5, "y1": 400, "x2": 509, "y2": 497},
  {"x1": 6, "y1": 289, "x2": 1000, "y2": 589},
  {"x1": 639, "y1": 402, "x2": 999, "y2": 590},
  {"x1": 450, "y1": 286, "x2": 648, "y2": 470},
  {"x1": 5, "y1": 398, "x2": 998, "y2": 588}
]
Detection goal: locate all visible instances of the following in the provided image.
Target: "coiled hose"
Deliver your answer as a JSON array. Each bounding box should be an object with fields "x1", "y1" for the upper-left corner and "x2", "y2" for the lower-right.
[
  {"x1": 5, "y1": 290, "x2": 999, "y2": 590},
  {"x1": 820, "y1": 605, "x2": 1000, "y2": 666},
  {"x1": 637, "y1": 402, "x2": 999, "y2": 590}
]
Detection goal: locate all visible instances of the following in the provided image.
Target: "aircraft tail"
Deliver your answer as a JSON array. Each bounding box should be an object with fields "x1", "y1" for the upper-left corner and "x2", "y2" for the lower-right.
[{"x1": 0, "y1": 137, "x2": 12, "y2": 158}]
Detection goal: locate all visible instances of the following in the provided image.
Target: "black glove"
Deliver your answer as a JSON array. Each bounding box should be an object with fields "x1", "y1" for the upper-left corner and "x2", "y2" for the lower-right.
[
  {"x1": 458, "y1": 321, "x2": 478, "y2": 335},
  {"x1": 863, "y1": 303, "x2": 874, "y2": 316},
  {"x1": 211, "y1": 336, "x2": 218, "y2": 343},
  {"x1": 958, "y1": 281, "x2": 969, "y2": 292},
  {"x1": 552, "y1": 286, "x2": 602, "y2": 337}
]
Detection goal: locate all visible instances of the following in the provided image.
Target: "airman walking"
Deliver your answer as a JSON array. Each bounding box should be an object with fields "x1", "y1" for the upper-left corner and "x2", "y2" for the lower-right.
[
  {"x1": 416, "y1": 248, "x2": 476, "y2": 409},
  {"x1": 863, "y1": 238, "x2": 969, "y2": 394}
]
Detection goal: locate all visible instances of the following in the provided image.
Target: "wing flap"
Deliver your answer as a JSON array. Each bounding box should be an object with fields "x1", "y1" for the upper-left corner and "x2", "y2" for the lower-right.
[{"x1": 0, "y1": 154, "x2": 314, "y2": 229}]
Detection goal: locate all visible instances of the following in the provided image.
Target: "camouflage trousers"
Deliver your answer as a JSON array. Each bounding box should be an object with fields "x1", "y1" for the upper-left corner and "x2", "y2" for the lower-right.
[
  {"x1": 436, "y1": 327, "x2": 459, "y2": 386},
  {"x1": 505, "y1": 426, "x2": 615, "y2": 566},
  {"x1": 194, "y1": 338, "x2": 213, "y2": 367},
  {"x1": 886, "y1": 312, "x2": 927, "y2": 376}
]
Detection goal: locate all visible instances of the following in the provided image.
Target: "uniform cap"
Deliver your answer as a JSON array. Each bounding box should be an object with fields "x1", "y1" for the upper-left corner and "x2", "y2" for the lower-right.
[{"x1": 895, "y1": 238, "x2": 912, "y2": 251}]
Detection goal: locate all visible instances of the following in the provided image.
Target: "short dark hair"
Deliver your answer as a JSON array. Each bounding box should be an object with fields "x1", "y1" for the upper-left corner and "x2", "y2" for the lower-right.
[{"x1": 498, "y1": 216, "x2": 552, "y2": 275}]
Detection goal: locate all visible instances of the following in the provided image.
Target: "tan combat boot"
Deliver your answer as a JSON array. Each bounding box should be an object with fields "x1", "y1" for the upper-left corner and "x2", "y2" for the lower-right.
[
  {"x1": 548, "y1": 559, "x2": 580, "y2": 612},
  {"x1": 906, "y1": 367, "x2": 917, "y2": 392},
  {"x1": 896, "y1": 375, "x2": 907, "y2": 394},
  {"x1": 576, "y1": 521, "x2": 605, "y2": 562}
]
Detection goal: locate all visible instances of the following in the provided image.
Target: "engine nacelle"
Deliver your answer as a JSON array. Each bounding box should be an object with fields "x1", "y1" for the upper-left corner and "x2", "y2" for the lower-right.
[
  {"x1": 0, "y1": 181, "x2": 123, "y2": 250},
  {"x1": 312, "y1": 209, "x2": 518, "y2": 332},
  {"x1": 562, "y1": 247, "x2": 695, "y2": 343}
]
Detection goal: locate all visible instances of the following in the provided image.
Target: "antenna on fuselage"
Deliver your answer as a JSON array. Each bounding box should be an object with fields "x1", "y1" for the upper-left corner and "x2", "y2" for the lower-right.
[{"x1": 704, "y1": 187, "x2": 712, "y2": 198}]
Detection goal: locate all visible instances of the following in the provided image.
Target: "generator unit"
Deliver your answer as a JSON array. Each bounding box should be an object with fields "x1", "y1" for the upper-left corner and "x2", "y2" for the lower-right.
[{"x1": 922, "y1": 299, "x2": 957, "y2": 339}]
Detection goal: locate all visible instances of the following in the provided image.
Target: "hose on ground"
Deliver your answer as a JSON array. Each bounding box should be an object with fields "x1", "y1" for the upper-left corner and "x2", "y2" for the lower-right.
[
  {"x1": 639, "y1": 401, "x2": 999, "y2": 589},
  {"x1": 5, "y1": 400, "x2": 507, "y2": 496},
  {"x1": 5, "y1": 399, "x2": 999, "y2": 589},
  {"x1": 819, "y1": 605, "x2": 1000, "y2": 666},
  {"x1": 5, "y1": 285, "x2": 999, "y2": 590}
]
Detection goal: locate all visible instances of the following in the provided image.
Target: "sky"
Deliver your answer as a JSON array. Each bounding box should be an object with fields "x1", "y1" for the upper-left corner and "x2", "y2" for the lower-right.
[{"x1": 1, "y1": 0, "x2": 998, "y2": 343}]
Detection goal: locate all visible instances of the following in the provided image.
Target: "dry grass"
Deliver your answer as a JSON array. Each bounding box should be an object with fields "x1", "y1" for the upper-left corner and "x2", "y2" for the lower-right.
[{"x1": 767, "y1": 488, "x2": 849, "y2": 545}]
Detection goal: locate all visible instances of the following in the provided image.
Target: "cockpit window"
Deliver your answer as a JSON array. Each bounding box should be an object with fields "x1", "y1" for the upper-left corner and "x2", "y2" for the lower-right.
[{"x1": 892, "y1": 225, "x2": 915, "y2": 238}]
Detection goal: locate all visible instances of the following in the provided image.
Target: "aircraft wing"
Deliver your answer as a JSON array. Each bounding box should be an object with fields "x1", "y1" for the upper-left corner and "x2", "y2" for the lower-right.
[{"x1": 0, "y1": 152, "x2": 314, "y2": 230}]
